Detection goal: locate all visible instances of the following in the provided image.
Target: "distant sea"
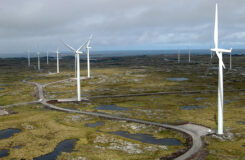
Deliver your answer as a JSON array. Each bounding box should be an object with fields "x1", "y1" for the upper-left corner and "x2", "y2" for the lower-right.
[{"x1": 0, "y1": 49, "x2": 244, "y2": 58}]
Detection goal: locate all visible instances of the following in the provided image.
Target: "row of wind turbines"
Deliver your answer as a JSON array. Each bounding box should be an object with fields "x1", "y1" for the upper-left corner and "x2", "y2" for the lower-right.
[
  {"x1": 25, "y1": 4, "x2": 230, "y2": 135},
  {"x1": 176, "y1": 48, "x2": 232, "y2": 70},
  {"x1": 27, "y1": 35, "x2": 93, "y2": 102}
]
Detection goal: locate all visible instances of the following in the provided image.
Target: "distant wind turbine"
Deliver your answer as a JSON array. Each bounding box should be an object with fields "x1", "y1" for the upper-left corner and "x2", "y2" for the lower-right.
[
  {"x1": 27, "y1": 49, "x2": 30, "y2": 67},
  {"x1": 56, "y1": 49, "x2": 60, "y2": 73},
  {"x1": 37, "y1": 51, "x2": 40, "y2": 71},
  {"x1": 210, "y1": 3, "x2": 232, "y2": 135},
  {"x1": 86, "y1": 34, "x2": 93, "y2": 78},
  {"x1": 230, "y1": 50, "x2": 232, "y2": 70},
  {"x1": 178, "y1": 49, "x2": 180, "y2": 63},
  {"x1": 62, "y1": 40, "x2": 87, "y2": 101},
  {"x1": 47, "y1": 51, "x2": 49, "y2": 65},
  {"x1": 74, "y1": 54, "x2": 77, "y2": 78},
  {"x1": 188, "y1": 48, "x2": 191, "y2": 63}
]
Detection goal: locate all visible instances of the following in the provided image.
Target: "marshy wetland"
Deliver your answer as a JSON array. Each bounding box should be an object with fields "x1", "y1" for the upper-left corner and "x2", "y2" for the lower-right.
[{"x1": 0, "y1": 53, "x2": 245, "y2": 159}]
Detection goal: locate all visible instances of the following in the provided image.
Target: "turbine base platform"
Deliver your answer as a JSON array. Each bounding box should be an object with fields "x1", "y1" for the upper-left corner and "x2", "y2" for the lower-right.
[{"x1": 57, "y1": 98, "x2": 89, "y2": 103}]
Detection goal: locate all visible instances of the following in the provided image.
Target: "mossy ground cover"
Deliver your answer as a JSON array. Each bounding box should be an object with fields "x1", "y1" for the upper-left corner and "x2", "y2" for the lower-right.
[
  {"x1": 0, "y1": 104, "x2": 184, "y2": 160},
  {"x1": 1, "y1": 54, "x2": 245, "y2": 159}
]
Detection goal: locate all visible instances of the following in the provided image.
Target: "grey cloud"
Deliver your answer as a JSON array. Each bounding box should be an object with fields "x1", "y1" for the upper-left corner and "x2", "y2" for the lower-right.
[{"x1": 0, "y1": 0, "x2": 244, "y2": 54}]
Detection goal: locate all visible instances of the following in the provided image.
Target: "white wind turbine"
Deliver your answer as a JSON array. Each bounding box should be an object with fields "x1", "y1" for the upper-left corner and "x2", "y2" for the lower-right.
[
  {"x1": 47, "y1": 51, "x2": 49, "y2": 65},
  {"x1": 211, "y1": 3, "x2": 232, "y2": 135},
  {"x1": 86, "y1": 34, "x2": 93, "y2": 78},
  {"x1": 27, "y1": 49, "x2": 30, "y2": 67},
  {"x1": 62, "y1": 41, "x2": 87, "y2": 101},
  {"x1": 74, "y1": 54, "x2": 77, "y2": 78},
  {"x1": 229, "y1": 50, "x2": 232, "y2": 70},
  {"x1": 178, "y1": 49, "x2": 180, "y2": 63},
  {"x1": 56, "y1": 49, "x2": 60, "y2": 73},
  {"x1": 37, "y1": 51, "x2": 40, "y2": 71},
  {"x1": 188, "y1": 48, "x2": 191, "y2": 63}
]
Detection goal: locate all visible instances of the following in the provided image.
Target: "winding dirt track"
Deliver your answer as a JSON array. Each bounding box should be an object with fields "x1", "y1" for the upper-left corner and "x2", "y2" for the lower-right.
[
  {"x1": 0, "y1": 77, "x2": 215, "y2": 160},
  {"x1": 22, "y1": 78, "x2": 212, "y2": 160}
]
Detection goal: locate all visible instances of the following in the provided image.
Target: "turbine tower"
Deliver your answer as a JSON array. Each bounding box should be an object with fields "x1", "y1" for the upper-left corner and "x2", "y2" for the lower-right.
[
  {"x1": 37, "y1": 51, "x2": 40, "y2": 71},
  {"x1": 74, "y1": 54, "x2": 77, "y2": 78},
  {"x1": 56, "y1": 49, "x2": 60, "y2": 73},
  {"x1": 47, "y1": 51, "x2": 49, "y2": 65},
  {"x1": 178, "y1": 49, "x2": 180, "y2": 63},
  {"x1": 230, "y1": 51, "x2": 232, "y2": 70},
  {"x1": 86, "y1": 34, "x2": 93, "y2": 78},
  {"x1": 211, "y1": 3, "x2": 232, "y2": 135},
  {"x1": 62, "y1": 41, "x2": 87, "y2": 101},
  {"x1": 27, "y1": 49, "x2": 30, "y2": 67},
  {"x1": 188, "y1": 48, "x2": 191, "y2": 63}
]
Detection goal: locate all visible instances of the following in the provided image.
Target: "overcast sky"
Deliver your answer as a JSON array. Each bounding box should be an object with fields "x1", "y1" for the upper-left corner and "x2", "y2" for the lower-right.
[{"x1": 0, "y1": 0, "x2": 244, "y2": 55}]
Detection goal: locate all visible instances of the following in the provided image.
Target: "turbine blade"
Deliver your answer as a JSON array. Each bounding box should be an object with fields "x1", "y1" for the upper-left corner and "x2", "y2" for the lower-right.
[
  {"x1": 86, "y1": 34, "x2": 93, "y2": 47},
  {"x1": 222, "y1": 61, "x2": 225, "y2": 69},
  {"x1": 214, "y1": 3, "x2": 218, "y2": 49},
  {"x1": 76, "y1": 41, "x2": 87, "y2": 52},
  {"x1": 62, "y1": 41, "x2": 76, "y2": 52},
  {"x1": 215, "y1": 51, "x2": 226, "y2": 69}
]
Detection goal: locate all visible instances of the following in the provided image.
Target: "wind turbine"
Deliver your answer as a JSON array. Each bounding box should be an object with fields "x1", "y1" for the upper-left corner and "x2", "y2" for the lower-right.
[
  {"x1": 74, "y1": 54, "x2": 77, "y2": 78},
  {"x1": 210, "y1": 3, "x2": 232, "y2": 135},
  {"x1": 86, "y1": 34, "x2": 93, "y2": 78},
  {"x1": 178, "y1": 49, "x2": 180, "y2": 63},
  {"x1": 47, "y1": 51, "x2": 49, "y2": 65},
  {"x1": 188, "y1": 48, "x2": 191, "y2": 63},
  {"x1": 27, "y1": 49, "x2": 30, "y2": 67},
  {"x1": 56, "y1": 49, "x2": 60, "y2": 73},
  {"x1": 37, "y1": 51, "x2": 40, "y2": 71},
  {"x1": 62, "y1": 41, "x2": 87, "y2": 101},
  {"x1": 230, "y1": 50, "x2": 232, "y2": 70}
]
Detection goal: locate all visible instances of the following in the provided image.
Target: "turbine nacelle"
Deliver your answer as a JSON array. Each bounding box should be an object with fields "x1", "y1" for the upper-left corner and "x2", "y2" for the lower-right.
[
  {"x1": 62, "y1": 40, "x2": 87, "y2": 54},
  {"x1": 210, "y1": 48, "x2": 232, "y2": 53},
  {"x1": 76, "y1": 51, "x2": 83, "y2": 54}
]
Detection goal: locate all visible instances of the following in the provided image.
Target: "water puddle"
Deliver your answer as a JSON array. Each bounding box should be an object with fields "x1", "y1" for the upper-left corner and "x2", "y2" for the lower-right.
[
  {"x1": 85, "y1": 121, "x2": 105, "y2": 128},
  {"x1": 110, "y1": 131, "x2": 182, "y2": 146},
  {"x1": 0, "y1": 149, "x2": 9, "y2": 158},
  {"x1": 195, "y1": 97, "x2": 207, "y2": 101},
  {"x1": 238, "y1": 121, "x2": 245, "y2": 125},
  {"x1": 95, "y1": 105, "x2": 130, "y2": 111},
  {"x1": 34, "y1": 139, "x2": 77, "y2": 160},
  {"x1": 13, "y1": 145, "x2": 22, "y2": 149},
  {"x1": 224, "y1": 100, "x2": 231, "y2": 104},
  {"x1": 0, "y1": 88, "x2": 4, "y2": 91},
  {"x1": 180, "y1": 105, "x2": 207, "y2": 110},
  {"x1": 166, "y1": 78, "x2": 189, "y2": 81},
  {"x1": 0, "y1": 128, "x2": 21, "y2": 140},
  {"x1": 211, "y1": 67, "x2": 218, "y2": 70}
]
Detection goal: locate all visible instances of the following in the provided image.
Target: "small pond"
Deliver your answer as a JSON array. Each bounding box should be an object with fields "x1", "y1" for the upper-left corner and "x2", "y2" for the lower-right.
[
  {"x1": 95, "y1": 105, "x2": 130, "y2": 111},
  {"x1": 0, "y1": 149, "x2": 9, "y2": 158},
  {"x1": 238, "y1": 121, "x2": 245, "y2": 125},
  {"x1": 0, "y1": 88, "x2": 4, "y2": 91},
  {"x1": 180, "y1": 105, "x2": 207, "y2": 110},
  {"x1": 0, "y1": 128, "x2": 21, "y2": 140},
  {"x1": 13, "y1": 145, "x2": 22, "y2": 149},
  {"x1": 195, "y1": 97, "x2": 207, "y2": 101},
  {"x1": 224, "y1": 100, "x2": 232, "y2": 104},
  {"x1": 85, "y1": 121, "x2": 105, "y2": 128},
  {"x1": 34, "y1": 139, "x2": 77, "y2": 160},
  {"x1": 211, "y1": 67, "x2": 218, "y2": 70},
  {"x1": 110, "y1": 131, "x2": 182, "y2": 146},
  {"x1": 166, "y1": 78, "x2": 189, "y2": 81}
]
